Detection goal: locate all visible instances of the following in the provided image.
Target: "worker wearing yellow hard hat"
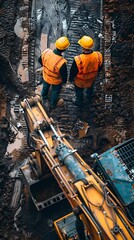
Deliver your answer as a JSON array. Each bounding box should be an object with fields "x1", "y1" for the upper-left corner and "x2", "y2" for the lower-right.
[
  {"x1": 55, "y1": 36, "x2": 70, "y2": 50},
  {"x1": 38, "y1": 36, "x2": 70, "y2": 109},
  {"x1": 78, "y1": 35, "x2": 94, "y2": 49},
  {"x1": 69, "y1": 35, "x2": 103, "y2": 108}
]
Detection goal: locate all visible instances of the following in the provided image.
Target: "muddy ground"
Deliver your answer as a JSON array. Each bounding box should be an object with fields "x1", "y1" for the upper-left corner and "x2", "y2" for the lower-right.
[{"x1": 0, "y1": 0, "x2": 134, "y2": 239}]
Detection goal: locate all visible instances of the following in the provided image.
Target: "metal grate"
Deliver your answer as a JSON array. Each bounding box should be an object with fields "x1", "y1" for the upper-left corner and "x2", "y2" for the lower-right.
[{"x1": 116, "y1": 139, "x2": 134, "y2": 179}]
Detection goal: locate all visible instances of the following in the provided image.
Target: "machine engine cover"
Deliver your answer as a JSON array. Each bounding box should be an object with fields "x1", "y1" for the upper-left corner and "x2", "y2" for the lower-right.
[{"x1": 94, "y1": 138, "x2": 134, "y2": 222}]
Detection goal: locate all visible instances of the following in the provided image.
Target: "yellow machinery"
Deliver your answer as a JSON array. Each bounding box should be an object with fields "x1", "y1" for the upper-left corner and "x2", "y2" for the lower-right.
[{"x1": 20, "y1": 96, "x2": 134, "y2": 240}]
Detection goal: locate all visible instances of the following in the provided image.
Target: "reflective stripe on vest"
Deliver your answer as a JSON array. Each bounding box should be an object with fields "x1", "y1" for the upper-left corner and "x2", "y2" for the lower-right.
[
  {"x1": 41, "y1": 49, "x2": 66, "y2": 85},
  {"x1": 74, "y1": 51, "x2": 102, "y2": 88}
]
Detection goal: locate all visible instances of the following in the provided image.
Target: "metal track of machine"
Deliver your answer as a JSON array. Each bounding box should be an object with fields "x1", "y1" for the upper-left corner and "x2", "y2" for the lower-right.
[{"x1": 20, "y1": 96, "x2": 134, "y2": 240}]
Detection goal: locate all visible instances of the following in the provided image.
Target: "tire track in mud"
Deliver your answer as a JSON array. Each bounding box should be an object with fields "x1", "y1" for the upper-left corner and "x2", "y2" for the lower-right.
[
  {"x1": 28, "y1": 0, "x2": 103, "y2": 153},
  {"x1": 30, "y1": 0, "x2": 102, "y2": 75},
  {"x1": 66, "y1": 1, "x2": 101, "y2": 69}
]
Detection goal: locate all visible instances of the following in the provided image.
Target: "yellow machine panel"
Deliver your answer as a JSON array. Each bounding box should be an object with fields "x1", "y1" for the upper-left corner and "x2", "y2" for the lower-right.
[{"x1": 20, "y1": 96, "x2": 134, "y2": 240}]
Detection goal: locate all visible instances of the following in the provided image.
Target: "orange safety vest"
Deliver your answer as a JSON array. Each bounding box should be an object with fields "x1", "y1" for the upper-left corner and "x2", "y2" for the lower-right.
[
  {"x1": 74, "y1": 51, "x2": 102, "y2": 88},
  {"x1": 41, "y1": 49, "x2": 67, "y2": 85}
]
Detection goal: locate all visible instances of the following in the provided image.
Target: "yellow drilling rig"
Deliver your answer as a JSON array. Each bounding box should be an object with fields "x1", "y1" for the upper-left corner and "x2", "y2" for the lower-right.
[{"x1": 20, "y1": 96, "x2": 134, "y2": 240}]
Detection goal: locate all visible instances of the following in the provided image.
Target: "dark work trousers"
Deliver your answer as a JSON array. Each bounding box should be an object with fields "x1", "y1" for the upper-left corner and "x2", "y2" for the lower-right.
[
  {"x1": 41, "y1": 81, "x2": 62, "y2": 108},
  {"x1": 74, "y1": 84, "x2": 94, "y2": 107}
]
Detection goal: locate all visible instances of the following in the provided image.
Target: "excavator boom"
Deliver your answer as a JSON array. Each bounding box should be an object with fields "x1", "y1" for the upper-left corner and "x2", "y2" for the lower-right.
[{"x1": 20, "y1": 96, "x2": 134, "y2": 240}]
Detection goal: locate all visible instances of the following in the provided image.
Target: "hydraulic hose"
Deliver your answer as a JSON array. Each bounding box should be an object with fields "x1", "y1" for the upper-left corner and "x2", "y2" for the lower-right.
[{"x1": 56, "y1": 143, "x2": 86, "y2": 181}]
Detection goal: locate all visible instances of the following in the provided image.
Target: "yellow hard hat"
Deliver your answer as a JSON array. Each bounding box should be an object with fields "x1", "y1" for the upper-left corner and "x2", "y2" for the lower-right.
[
  {"x1": 78, "y1": 36, "x2": 94, "y2": 49},
  {"x1": 55, "y1": 36, "x2": 70, "y2": 50}
]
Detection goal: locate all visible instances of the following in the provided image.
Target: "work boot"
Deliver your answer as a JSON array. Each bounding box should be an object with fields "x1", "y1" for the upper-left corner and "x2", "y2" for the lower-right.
[{"x1": 56, "y1": 98, "x2": 64, "y2": 107}]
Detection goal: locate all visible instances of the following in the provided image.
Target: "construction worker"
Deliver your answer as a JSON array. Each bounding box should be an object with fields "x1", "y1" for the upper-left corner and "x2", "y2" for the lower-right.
[
  {"x1": 69, "y1": 36, "x2": 103, "y2": 108},
  {"x1": 38, "y1": 36, "x2": 70, "y2": 108}
]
